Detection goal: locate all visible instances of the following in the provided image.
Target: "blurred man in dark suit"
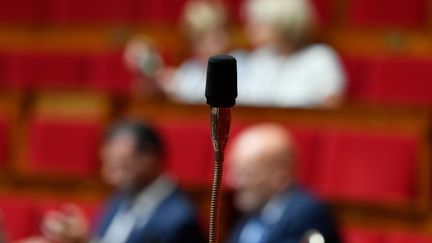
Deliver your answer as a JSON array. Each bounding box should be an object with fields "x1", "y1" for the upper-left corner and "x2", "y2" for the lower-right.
[
  {"x1": 227, "y1": 123, "x2": 340, "y2": 243},
  {"x1": 33, "y1": 120, "x2": 205, "y2": 243}
]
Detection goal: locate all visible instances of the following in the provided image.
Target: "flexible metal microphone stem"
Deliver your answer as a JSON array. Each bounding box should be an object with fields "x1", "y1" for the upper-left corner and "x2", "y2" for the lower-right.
[
  {"x1": 209, "y1": 107, "x2": 231, "y2": 243},
  {"x1": 210, "y1": 108, "x2": 231, "y2": 161},
  {"x1": 205, "y1": 54, "x2": 237, "y2": 243}
]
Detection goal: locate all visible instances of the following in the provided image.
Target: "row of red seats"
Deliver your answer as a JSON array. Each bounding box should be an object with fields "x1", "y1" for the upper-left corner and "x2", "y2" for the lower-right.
[
  {"x1": 2, "y1": 198, "x2": 432, "y2": 242},
  {"x1": 0, "y1": 52, "x2": 132, "y2": 94},
  {"x1": 1, "y1": 116, "x2": 418, "y2": 206},
  {"x1": 343, "y1": 55, "x2": 432, "y2": 106},
  {"x1": 347, "y1": 0, "x2": 428, "y2": 28},
  {"x1": 0, "y1": 0, "x2": 427, "y2": 28},
  {"x1": 26, "y1": 118, "x2": 103, "y2": 177},
  {"x1": 0, "y1": 195, "x2": 100, "y2": 241},
  {"x1": 342, "y1": 226, "x2": 432, "y2": 243},
  {"x1": 0, "y1": 0, "x2": 185, "y2": 24},
  {"x1": 1, "y1": 52, "x2": 432, "y2": 106},
  {"x1": 229, "y1": 123, "x2": 419, "y2": 205}
]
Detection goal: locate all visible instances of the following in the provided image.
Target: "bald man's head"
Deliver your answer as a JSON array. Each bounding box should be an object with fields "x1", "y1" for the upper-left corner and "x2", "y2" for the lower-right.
[{"x1": 227, "y1": 123, "x2": 296, "y2": 214}]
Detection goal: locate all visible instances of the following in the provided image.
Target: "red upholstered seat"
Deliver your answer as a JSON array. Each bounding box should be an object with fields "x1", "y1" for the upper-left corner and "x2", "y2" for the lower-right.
[
  {"x1": 26, "y1": 118, "x2": 102, "y2": 177},
  {"x1": 388, "y1": 231, "x2": 432, "y2": 243},
  {"x1": 0, "y1": 196, "x2": 35, "y2": 241},
  {"x1": 315, "y1": 130, "x2": 418, "y2": 204},
  {"x1": 85, "y1": 52, "x2": 132, "y2": 95},
  {"x1": 341, "y1": 226, "x2": 385, "y2": 243},
  {"x1": 3, "y1": 53, "x2": 86, "y2": 90},
  {"x1": 0, "y1": 0, "x2": 49, "y2": 24},
  {"x1": 340, "y1": 55, "x2": 369, "y2": 102},
  {"x1": 48, "y1": 0, "x2": 134, "y2": 24},
  {"x1": 360, "y1": 57, "x2": 432, "y2": 106},
  {"x1": 156, "y1": 120, "x2": 213, "y2": 185},
  {"x1": 220, "y1": 0, "x2": 244, "y2": 23},
  {"x1": 347, "y1": 0, "x2": 427, "y2": 28},
  {"x1": 288, "y1": 128, "x2": 319, "y2": 189},
  {"x1": 342, "y1": 227, "x2": 432, "y2": 243},
  {"x1": 0, "y1": 54, "x2": 6, "y2": 87},
  {"x1": 310, "y1": 0, "x2": 333, "y2": 27},
  {"x1": 34, "y1": 53, "x2": 86, "y2": 89},
  {"x1": 1, "y1": 53, "x2": 30, "y2": 89},
  {"x1": 0, "y1": 118, "x2": 9, "y2": 170},
  {"x1": 134, "y1": 0, "x2": 186, "y2": 23}
]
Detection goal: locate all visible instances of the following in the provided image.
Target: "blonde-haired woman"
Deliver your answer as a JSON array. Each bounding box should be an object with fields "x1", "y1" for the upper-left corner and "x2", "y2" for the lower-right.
[{"x1": 166, "y1": 0, "x2": 230, "y2": 103}]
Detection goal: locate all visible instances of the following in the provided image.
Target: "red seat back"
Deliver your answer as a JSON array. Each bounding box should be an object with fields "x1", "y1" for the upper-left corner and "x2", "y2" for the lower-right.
[
  {"x1": 134, "y1": 0, "x2": 187, "y2": 24},
  {"x1": 0, "y1": 0, "x2": 49, "y2": 24},
  {"x1": 48, "y1": 0, "x2": 134, "y2": 24},
  {"x1": 362, "y1": 57, "x2": 432, "y2": 106},
  {"x1": 388, "y1": 231, "x2": 432, "y2": 243},
  {"x1": 26, "y1": 118, "x2": 102, "y2": 177},
  {"x1": 0, "y1": 196, "x2": 35, "y2": 241},
  {"x1": 85, "y1": 52, "x2": 132, "y2": 95},
  {"x1": 3, "y1": 52, "x2": 86, "y2": 90},
  {"x1": 341, "y1": 226, "x2": 386, "y2": 243},
  {"x1": 22, "y1": 93, "x2": 108, "y2": 177},
  {"x1": 310, "y1": 0, "x2": 333, "y2": 27},
  {"x1": 347, "y1": 0, "x2": 428, "y2": 28},
  {"x1": 340, "y1": 55, "x2": 369, "y2": 101},
  {"x1": 157, "y1": 120, "x2": 213, "y2": 185},
  {"x1": 315, "y1": 130, "x2": 418, "y2": 204},
  {"x1": 0, "y1": 118, "x2": 9, "y2": 169}
]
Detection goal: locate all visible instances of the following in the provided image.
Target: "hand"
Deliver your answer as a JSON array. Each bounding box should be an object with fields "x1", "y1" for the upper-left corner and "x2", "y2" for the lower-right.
[
  {"x1": 123, "y1": 36, "x2": 163, "y2": 77},
  {"x1": 41, "y1": 204, "x2": 89, "y2": 243}
]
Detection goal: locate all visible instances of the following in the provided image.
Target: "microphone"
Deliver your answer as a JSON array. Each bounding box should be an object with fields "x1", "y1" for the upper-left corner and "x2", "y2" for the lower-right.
[
  {"x1": 205, "y1": 54, "x2": 237, "y2": 243},
  {"x1": 206, "y1": 54, "x2": 237, "y2": 161}
]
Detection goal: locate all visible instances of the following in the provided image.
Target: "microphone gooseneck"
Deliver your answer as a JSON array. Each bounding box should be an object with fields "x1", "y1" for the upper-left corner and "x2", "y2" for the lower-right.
[
  {"x1": 205, "y1": 55, "x2": 237, "y2": 243},
  {"x1": 210, "y1": 107, "x2": 231, "y2": 162},
  {"x1": 208, "y1": 107, "x2": 230, "y2": 243}
]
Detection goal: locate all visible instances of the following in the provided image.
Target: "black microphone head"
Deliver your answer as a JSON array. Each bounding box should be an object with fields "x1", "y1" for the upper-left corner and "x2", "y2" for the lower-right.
[{"x1": 205, "y1": 54, "x2": 238, "y2": 107}]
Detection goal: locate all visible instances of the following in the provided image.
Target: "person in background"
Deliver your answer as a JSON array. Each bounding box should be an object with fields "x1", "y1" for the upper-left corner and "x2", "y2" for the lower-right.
[
  {"x1": 123, "y1": 35, "x2": 165, "y2": 97},
  {"x1": 165, "y1": 0, "x2": 230, "y2": 103},
  {"x1": 226, "y1": 123, "x2": 340, "y2": 243},
  {"x1": 125, "y1": 0, "x2": 345, "y2": 108},
  {"x1": 234, "y1": 0, "x2": 346, "y2": 108},
  {"x1": 20, "y1": 120, "x2": 205, "y2": 243},
  {"x1": 123, "y1": 0, "x2": 230, "y2": 102}
]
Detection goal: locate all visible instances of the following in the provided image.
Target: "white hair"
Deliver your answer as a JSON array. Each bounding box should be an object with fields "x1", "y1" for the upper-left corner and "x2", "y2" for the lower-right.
[{"x1": 245, "y1": 0, "x2": 317, "y2": 45}]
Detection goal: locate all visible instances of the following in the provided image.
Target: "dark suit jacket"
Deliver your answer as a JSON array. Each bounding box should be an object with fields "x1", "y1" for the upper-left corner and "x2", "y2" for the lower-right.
[
  {"x1": 95, "y1": 188, "x2": 205, "y2": 243},
  {"x1": 228, "y1": 186, "x2": 340, "y2": 243}
]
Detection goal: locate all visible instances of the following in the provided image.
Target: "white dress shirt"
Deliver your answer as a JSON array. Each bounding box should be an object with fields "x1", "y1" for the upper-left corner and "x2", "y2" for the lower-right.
[{"x1": 99, "y1": 175, "x2": 176, "y2": 243}]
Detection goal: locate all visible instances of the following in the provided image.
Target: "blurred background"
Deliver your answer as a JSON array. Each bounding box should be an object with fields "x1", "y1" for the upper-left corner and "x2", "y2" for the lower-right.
[{"x1": 0, "y1": 0, "x2": 431, "y2": 242}]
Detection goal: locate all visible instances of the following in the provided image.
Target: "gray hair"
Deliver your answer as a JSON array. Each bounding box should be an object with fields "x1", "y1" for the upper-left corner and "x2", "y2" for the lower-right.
[{"x1": 245, "y1": 0, "x2": 317, "y2": 46}]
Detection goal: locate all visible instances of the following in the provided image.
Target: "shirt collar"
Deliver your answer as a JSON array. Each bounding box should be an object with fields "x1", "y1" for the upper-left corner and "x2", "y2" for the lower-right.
[{"x1": 132, "y1": 174, "x2": 176, "y2": 211}]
